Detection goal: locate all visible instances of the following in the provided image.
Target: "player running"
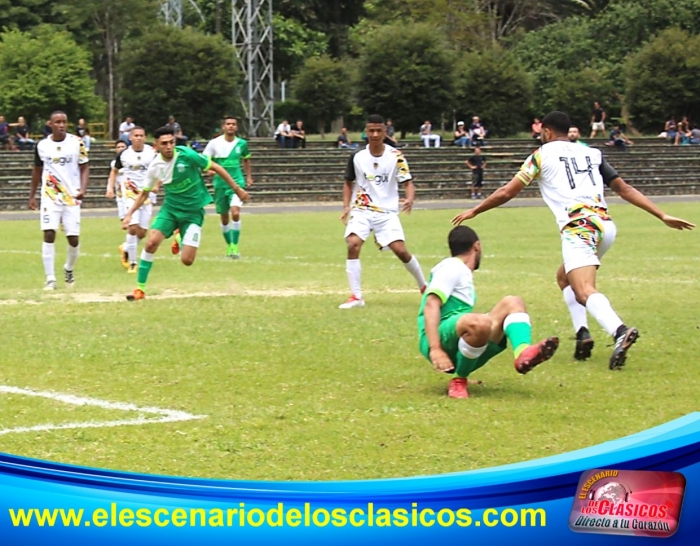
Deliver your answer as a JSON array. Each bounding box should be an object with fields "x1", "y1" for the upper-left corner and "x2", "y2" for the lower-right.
[
  {"x1": 419, "y1": 226, "x2": 558, "y2": 399},
  {"x1": 122, "y1": 126, "x2": 249, "y2": 301},
  {"x1": 452, "y1": 111, "x2": 695, "y2": 370},
  {"x1": 203, "y1": 115, "x2": 253, "y2": 259}
]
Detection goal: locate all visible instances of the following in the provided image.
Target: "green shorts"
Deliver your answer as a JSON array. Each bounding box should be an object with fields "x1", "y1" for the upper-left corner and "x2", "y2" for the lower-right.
[
  {"x1": 214, "y1": 186, "x2": 244, "y2": 215},
  {"x1": 419, "y1": 313, "x2": 507, "y2": 377},
  {"x1": 151, "y1": 206, "x2": 205, "y2": 240}
]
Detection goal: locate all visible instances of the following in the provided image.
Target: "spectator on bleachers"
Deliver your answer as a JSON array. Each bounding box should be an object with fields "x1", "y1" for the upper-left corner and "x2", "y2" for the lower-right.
[
  {"x1": 453, "y1": 121, "x2": 469, "y2": 147},
  {"x1": 167, "y1": 115, "x2": 188, "y2": 146},
  {"x1": 420, "y1": 120, "x2": 441, "y2": 147},
  {"x1": 531, "y1": 117, "x2": 542, "y2": 140},
  {"x1": 589, "y1": 101, "x2": 606, "y2": 138},
  {"x1": 469, "y1": 116, "x2": 487, "y2": 147},
  {"x1": 290, "y1": 120, "x2": 306, "y2": 149},
  {"x1": 119, "y1": 116, "x2": 135, "y2": 145},
  {"x1": 607, "y1": 124, "x2": 633, "y2": 151},
  {"x1": 675, "y1": 116, "x2": 691, "y2": 146},
  {"x1": 337, "y1": 127, "x2": 358, "y2": 149},
  {"x1": 274, "y1": 119, "x2": 292, "y2": 148},
  {"x1": 660, "y1": 117, "x2": 678, "y2": 142},
  {"x1": 385, "y1": 119, "x2": 400, "y2": 147},
  {"x1": 76, "y1": 118, "x2": 91, "y2": 151},
  {"x1": 42, "y1": 119, "x2": 52, "y2": 138},
  {"x1": 466, "y1": 145, "x2": 487, "y2": 199},
  {"x1": 567, "y1": 126, "x2": 589, "y2": 146},
  {"x1": 689, "y1": 124, "x2": 700, "y2": 145},
  {"x1": 0, "y1": 116, "x2": 13, "y2": 150},
  {"x1": 14, "y1": 116, "x2": 35, "y2": 151}
]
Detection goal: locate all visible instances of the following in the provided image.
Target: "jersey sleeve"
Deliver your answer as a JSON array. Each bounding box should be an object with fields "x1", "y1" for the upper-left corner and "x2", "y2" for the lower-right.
[
  {"x1": 78, "y1": 139, "x2": 89, "y2": 164},
  {"x1": 426, "y1": 260, "x2": 463, "y2": 304},
  {"x1": 515, "y1": 149, "x2": 541, "y2": 186},
  {"x1": 395, "y1": 151, "x2": 412, "y2": 183},
  {"x1": 33, "y1": 146, "x2": 42, "y2": 167},
  {"x1": 180, "y1": 145, "x2": 211, "y2": 171},
  {"x1": 143, "y1": 163, "x2": 159, "y2": 192},
  {"x1": 202, "y1": 139, "x2": 215, "y2": 158},
  {"x1": 344, "y1": 152, "x2": 357, "y2": 182},
  {"x1": 241, "y1": 140, "x2": 251, "y2": 159},
  {"x1": 598, "y1": 156, "x2": 619, "y2": 187}
]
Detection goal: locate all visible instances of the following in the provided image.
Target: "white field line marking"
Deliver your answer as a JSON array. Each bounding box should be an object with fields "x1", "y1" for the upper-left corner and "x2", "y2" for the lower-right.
[{"x1": 0, "y1": 385, "x2": 206, "y2": 435}]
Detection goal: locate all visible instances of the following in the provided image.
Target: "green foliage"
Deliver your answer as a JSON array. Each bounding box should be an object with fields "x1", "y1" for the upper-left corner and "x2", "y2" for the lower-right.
[
  {"x1": 273, "y1": 14, "x2": 328, "y2": 82},
  {"x1": 120, "y1": 25, "x2": 240, "y2": 138},
  {"x1": 547, "y1": 68, "x2": 617, "y2": 129},
  {"x1": 293, "y1": 55, "x2": 352, "y2": 134},
  {"x1": 0, "y1": 0, "x2": 60, "y2": 31},
  {"x1": 356, "y1": 23, "x2": 454, "y2": 135},
  {"x1": 625, "y1": 27, "x2": 700, "y2": 132},
  {"x1": 0, "y1": 25, "x2": 103, "y2": 126},
  {"x1": 454, "y1": 47, "x2": 533, "y2": 137}
]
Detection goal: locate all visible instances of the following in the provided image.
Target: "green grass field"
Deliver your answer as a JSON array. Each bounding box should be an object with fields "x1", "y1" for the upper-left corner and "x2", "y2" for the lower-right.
[{"x1": 0, "y1": 202, "x2": 698, "y2": 481}]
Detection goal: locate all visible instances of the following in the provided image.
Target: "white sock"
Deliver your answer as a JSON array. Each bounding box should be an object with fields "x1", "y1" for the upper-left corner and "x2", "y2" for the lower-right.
[
  {"x1": 231, "y1": 220, "x2": 241, "y2": 231},
  {"x1": 65, "y1": 244, "x2": 79, "y2": 271},
  {"x1": 586, "y1": 292, "x2": 624, "y2": 336},
  {"x1": 403, "y1": 255, "x2": 426, "y2": 290},
  {"x1": 563, "y1": 286, "x2": 588, "y2": 332},
  {"x1": 140, "y1": 250, "x2": 154, "y2": 263},
  {"x1": 346, "y1": 259, "x2": 362, "y2": 299},
  {"x1": 42, "y1": 242, "x2": 55, "y2": 280},
  {"x1": 126, "y1": 234, "x2": 139, "y2": 264},
  {"x1": 220, "y1": 222, "x2": 231, "y2": 233}
]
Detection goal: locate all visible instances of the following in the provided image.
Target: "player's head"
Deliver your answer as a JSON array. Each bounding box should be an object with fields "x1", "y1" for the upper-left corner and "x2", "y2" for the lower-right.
[
  {"x1": 49, "y1": 111, "x2": 68, "y2": 139},
  {"x1": 366, "y1": 114, "x2": 386, "y2": 144},
  {"x1": 115, "y1": 140, "x2": 128, "y2": 154},
  {"x1": 130, "y1": 126, "x2": 146, "y2": 149},
  {"x1": 568, "y1": 126, "x2": 581, "y2": 142},
  {"x1": 223, "y1": 115, "x2": 238, "y2": 136},
  {"x1": 448, "y1": 225, "x2": 482, "y2": 270},
  {"x1": 541, "y1": 111, "x2": 571, "y2": 144},
  {"x1": 154, "y1": 126, "x2": 176, "y2": 159}
]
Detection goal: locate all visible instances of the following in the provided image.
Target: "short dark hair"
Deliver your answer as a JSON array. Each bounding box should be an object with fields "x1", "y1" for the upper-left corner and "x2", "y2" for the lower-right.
[
  {"x1": 131, "y1": 126, "x2": 145, "y2": 133},
  {"x1": 367, "y1": 114, "x2": 385, "y2": 125},
  {"x1": 223, "y1": 115, "x2": 237, "y2": 122},
  {"x1": 541, "y1": 111, "x2": 572, "y2": 136},
  {"x1": 50, "y1": 110, "x2": 67, "y2": 119},
  {"x1": 448, "y1": 226, "x2": 479, "y2": 257},
  {"x1": 154, "y1": 126, "x2": 175, "y2": 139}
]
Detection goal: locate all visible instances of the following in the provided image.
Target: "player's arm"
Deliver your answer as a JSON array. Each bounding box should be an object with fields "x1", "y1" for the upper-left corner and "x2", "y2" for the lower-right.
[
  {"x1": 402, "y1": 178, "x2": 415, "y2": 214},
  {"x1": 29, "y1": 147, "x2": 42, "y2": 210},
  {"x1": 106, "y1": 167, "x2": 118, "y2": 198},
  {"x1": 610, "y1": 178, "x2": 694, "y2": 230},
  {"x1": 209, "y1": 162, "x2": 249, "y2": 202},
  {"x1": 423, "y1": 295, "x2": 455, "y2": 373},
  {"x1": 122, "y1": 190, "x2": 149, "y2": 230},
  {"x1": 452, "y1": 176, "x2": 524, "y2": 224},
  {"x1": 341, "y1": 152, "x2": 357, "y2": 222},
  {"x1": 465, "y1": 159, "x2": 475, "y2": 170}
]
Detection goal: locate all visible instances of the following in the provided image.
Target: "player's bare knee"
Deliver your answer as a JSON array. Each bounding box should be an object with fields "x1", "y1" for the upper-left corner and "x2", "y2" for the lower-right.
[
  {"x1": 67, "y1": 236, "x2": 79, "y2": 248},
  {"x1": 573, "y1": 287, "x2": 595, "y2": 306},
  {"x1": 181, "y1": 255, "x2": 195, "y2": 266},
  {"x1": 43, "y1": 230, "x2": 56, "y2": 243},
  {"x1": 457, "y1": 314, "x2": 491, "y2": 344},
  {"x1": 502, "y1": 295, "x2": 525, "y2": 313},
  {"x1": 346, "y1": 238, "x2": 362, "y2": 257},
  {"x1": 231, "y1": 210, "x2": 240, "y2": 222}
]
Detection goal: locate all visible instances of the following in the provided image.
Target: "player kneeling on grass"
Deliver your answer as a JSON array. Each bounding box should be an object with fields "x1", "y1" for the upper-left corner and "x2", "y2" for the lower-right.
[
  {"x1": 122, "y1": 126, "x2": 249, "y2": 301},
  {"x1": 418, "y1": 226, "x2": 559, "y2": 399}
]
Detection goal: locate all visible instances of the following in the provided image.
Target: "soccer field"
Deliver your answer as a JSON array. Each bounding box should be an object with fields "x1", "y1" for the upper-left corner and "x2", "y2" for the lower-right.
[{"x1": 0, "y1": 202, "x2": 698, "y2": 481}]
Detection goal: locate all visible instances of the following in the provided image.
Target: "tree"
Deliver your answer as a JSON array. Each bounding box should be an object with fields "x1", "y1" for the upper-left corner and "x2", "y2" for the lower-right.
[
  {"x1": 273, "y1": 14, "x2": 328, "y2": 82},
  {"x1": 356, "y1": 23, "x2": 454, "y2": 135},
  {"x1": 0, "y1": 26, "x2": 103, "y2": 127},
  {"x1": 0, "y1": 0, "x2": 60, "y2": 31},
  {"x1": 625, "y1": 27, "x2": 700, "y2": 132},
  {"x1": 453, "y1": 46, "x2": 534, "y2": 137},
  {"x1": 119, "y1": 24, "x2": 240, "y2": 138},
  {"x1": 547, "y1": 67, "x2": 616, "y2": 129},
  {"x1": 293, "y1": 55, "x2": 352, "y2": 135}
]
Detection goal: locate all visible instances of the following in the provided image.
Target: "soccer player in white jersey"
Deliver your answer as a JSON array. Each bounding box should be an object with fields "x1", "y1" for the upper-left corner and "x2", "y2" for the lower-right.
[
  {"x1": 106, "y1": 127, "x2": 157, "y2": 272},
  {"x1": 419, "y1": 226, "x2": 559, "y2": 398},
  {"x1": 452, "y1": 111, "x2": 695, "y2": 370},
  {"x1": 106, "y1": 140, "x2": 128, "y2": 222},
  {"x1": 203, "y1": 116, "x2": 253, "y2": 258},
  {"x1": 29, "y1": 111, "x2": 89, "y2": 290},
  {"x1": 339, "y1": 114, "x2": 427, "y2": 309}
]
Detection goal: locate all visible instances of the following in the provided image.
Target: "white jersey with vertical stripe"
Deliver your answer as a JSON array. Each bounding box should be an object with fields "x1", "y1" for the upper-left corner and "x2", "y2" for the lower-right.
[
  {"x1": 515, "y1": 140, "x2": 619, "y2": 229},
  {"x1": 344, "y1": 144, "x2": 412, "y2": 214},
  {"x1": 115, "y1": 144, "x2": 157, "y2": 198},
  {"x1": 34, "y1": 134, "x2": 89, "y2": 206}
]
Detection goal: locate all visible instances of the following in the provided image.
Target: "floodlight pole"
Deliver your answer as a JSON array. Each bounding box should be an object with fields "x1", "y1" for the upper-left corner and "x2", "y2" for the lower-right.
[
  {"x1": 232, "y1": 0, "x2": 274, "y2": 137},
  {"x1": 161, "y1": 0, "x2": 183, "y2": 26}
]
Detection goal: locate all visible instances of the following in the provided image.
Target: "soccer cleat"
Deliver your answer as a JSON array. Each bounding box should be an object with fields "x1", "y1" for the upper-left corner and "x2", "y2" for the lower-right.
[
  {"x1": 609, "y1": 326, "x2": 639, "y2": 370},
  {"x1": 338, "y1": 295, "x2": 365, "y2": 309},
  {"x1": 171, "y1": 229, "x2": 180, "y2": 255},
  {"x1": 118, "y1": 244, "x2": 129, "y2": 269},
  {"x1": 126, "y1": 288, "x2": 145, "y2": 301},
  {"x1": 127, "y1": 263, "x2": 138, "y2": 274},
  {"x1": 43, "y1": 279, "x2": 57, "y2": 291},
  {"x1": 448, "y1": 377, "x2": 469, "y2": 399},
  {"x1": 574, "y1": 326, "x2": 595, "y2": 360},
  {"x1": 230, "y1": 243, "x2": 240, "y2": 260},
  {"x1": 514, "y1": 336, "x2": 559, "y2": 374},
  {"x1": 64, "y1": 268, "x2": 75, "y2": 288}
]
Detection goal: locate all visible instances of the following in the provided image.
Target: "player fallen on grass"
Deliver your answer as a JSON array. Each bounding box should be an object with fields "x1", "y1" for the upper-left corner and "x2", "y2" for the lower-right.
[
  {"x1": 29, "y1": 111, "x2": 89, "y2": 290},
  {"x1": 203, "y1": 115, "x2": 253, "y2": 259},
  {"x1": 122, "y1": 126, "x2": 249, "y2": 301},
  {"x1": 452, "y1": 111, "x2": 695, "y2": 370},
  {"x1": 419, "y1": 226, "x2": 558, "y2": 399},
  {"x1": 106, "y1": 127, "x2": 157, "y2": 273},
  {"x1": 339, "y1": 114, "x2": 426, "y2": 309}
]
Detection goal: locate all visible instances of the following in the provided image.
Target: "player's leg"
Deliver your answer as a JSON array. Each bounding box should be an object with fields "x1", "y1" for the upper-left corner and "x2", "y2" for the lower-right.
[
  {"x1": 475, "y1": 172, "x2": 483, "y2": 198},
  {"x1": 557, "y1": 263, "x2": 593, "y2": 360},
  {"x1": 116, "y1": 195, "x2": 130, "y2": 269},
  {"x1": 378, "y1": 213, "x2": 426, "y2": 293},
  {"x1": 39, "y1": 201, "x2": 61, "y2": 289},
  {"x1": 215, "y1": 187, "x2": 233, "y2": 256},
  {"x1": 61, "y1": 205, "x2": 81, "y2": 288},
  {"x1": 127, "y1": 208, "x2": 173, "y2": 300},
  {"x1": 229, "y1": 200, "x2": 242, "y2": 259},
  {"x1": 178, "y1": 208, "x2": 206, "y2": 267},
  {"x1": 126, "y1": 203, "x2": 143, "y2": 272},
  {"x1": 339, "y1": 211, "x2": 371, "y2": 308},
  {"x1": 487, "y1": 295, "x2": 559, "y2": 374}
]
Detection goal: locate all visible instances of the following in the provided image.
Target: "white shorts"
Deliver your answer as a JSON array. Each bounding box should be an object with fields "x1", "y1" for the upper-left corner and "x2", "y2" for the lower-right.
[
  {"x1": 181, "y1": 223, "x2": 202, "y2": 248},
  {"x1": 125, "y1": 197, "x2": 153, "y2": 229},
  {"x1": 344, "y1": 209, "x2": 405, "y2": 249},
  {"x1": 40, "y1": 200, "x2": 81, "y2": 236},
  {"x1": 561, "y1": 217, "x2": 616, "y2": 274},
  {"x1": 116, "y1": 197, "x2": 126, "y2": 220},
  {"x1": 591, "y1": 121, "x2": 605, "y2": 132}
]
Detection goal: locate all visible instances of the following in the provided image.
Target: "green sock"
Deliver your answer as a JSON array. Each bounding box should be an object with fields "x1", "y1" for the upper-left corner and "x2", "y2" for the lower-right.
[
  {"x1": 504, "y1": 313, "x2": 532, "y2": 358},
  {"x1": 232, "y1": 229, "x2": 240, "y2": 245},
  {"x1": 137, "y1": 256, "x2": 154, "y2": 290}
]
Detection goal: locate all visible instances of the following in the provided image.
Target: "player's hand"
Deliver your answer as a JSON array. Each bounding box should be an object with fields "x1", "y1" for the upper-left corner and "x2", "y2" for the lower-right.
[
  {"x1": 661, "y1": 215, "x2": 695, "y2": 230},
  {"x1": 340, "y1": 207, "x2": 350, "y2": 224},
  {"x1": 75, "y1": 190, "x2": 85, "y2": 200},
  {"x1": 121, "y1": 215, "x2": 131, "y2": 230},
  {"x1": 452, "y1": 208, "x2": 477, "y2": 225},
  {"x1": 106, "y1": 189, "x2": 115, "y2": 199},
  {"x1": 237, "y1": 188, "x2": 250, "y2": 202},
  {"x1": 429, "y1": 348, "x2": 455, "y2": 373},
  {"x1": 246, "y1": 177, "x2": 254, "y2": 188},
  {"x1": 401, "y1": 199, "x2": 414, "y2": 214},
  {"x1": 28, "y1": 196, "x2": 38, "y2": 210}
]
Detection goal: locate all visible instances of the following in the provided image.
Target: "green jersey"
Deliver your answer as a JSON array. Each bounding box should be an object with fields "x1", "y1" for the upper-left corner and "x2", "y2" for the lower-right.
[
  {"x1": 144, "y1": 146, "x2": 213, "y2": 212},
  {"x1": 203, "y1": 135, "x2": 251, "y2": 189},
  {"x1": 417, "y1": 257, "x2": 476, "y2": 332}
]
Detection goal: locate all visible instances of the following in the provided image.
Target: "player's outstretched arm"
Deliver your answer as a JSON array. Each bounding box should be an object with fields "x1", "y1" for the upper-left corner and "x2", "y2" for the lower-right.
[
  {"x1": 210, "y1": 162, "x2": 249, "y2": 202},
  {"x1": 610, "y1": 178, "x2": 695, "y2": 231},
  {"x1": 402, "y1": 179, "x2": 415, "y2": 214},
  {"x1": 452, "y1": 176, "x2": 525, "y2": 225},
  {"x1": 424, "y1": 295, "x2": 455, "y2": 373}
]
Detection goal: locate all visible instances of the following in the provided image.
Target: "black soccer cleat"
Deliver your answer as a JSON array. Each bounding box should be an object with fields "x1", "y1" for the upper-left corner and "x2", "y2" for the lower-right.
[
  {"x1": 609, "y1": 326, "x2": 639, "y2": 370},
  {"x1": 574, "y1": 326, "x2": 594, "y2": 361}
]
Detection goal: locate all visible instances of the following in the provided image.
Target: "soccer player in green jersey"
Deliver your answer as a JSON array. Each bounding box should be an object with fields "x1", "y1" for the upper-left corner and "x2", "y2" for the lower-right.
[
  {"x1": 122, "y1": 126, "x2": 249, "y2": 301},
  {"x1": 203, "y1": 116, "x2": 253, "y2": 258},
  {"x1": 418, "y1": 226, "x2": 559, "y2": 399}
]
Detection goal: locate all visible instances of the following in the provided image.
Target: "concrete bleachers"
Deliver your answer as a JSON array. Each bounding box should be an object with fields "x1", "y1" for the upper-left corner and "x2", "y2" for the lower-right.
[{"x1": 1, "y1": 139, "x2": 698, "y2": 209}]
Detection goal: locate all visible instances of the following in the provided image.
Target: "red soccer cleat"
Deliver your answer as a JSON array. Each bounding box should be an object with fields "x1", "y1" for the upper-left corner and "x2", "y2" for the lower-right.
[
  {"x1": 514, "y1": 337, "x2": 559, "y2": 374},
  {"x1": 420, "y1": 284, "x2": 427, "y2": 294},
  {"x1": 171, "y1": 229, "x2": 180, "y2": 255},
  {"x1": 126, "y1": 288, "x2": 146, "y2": 301},
  {"x1": 448, "y1": 377, "x2": 469, "y2": 399}
]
